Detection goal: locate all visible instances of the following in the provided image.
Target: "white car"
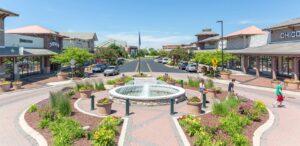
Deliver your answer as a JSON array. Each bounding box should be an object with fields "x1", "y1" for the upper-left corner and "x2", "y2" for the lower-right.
[
  {"x1": 185, "y1": 64, "x2": 197, "y2": 72},
  {"x1": 162, "y1": 58, "x2": 170, "y2": 64},
  {"x1": 104, "y1": 66, "x2": 119, "y2": 76}
]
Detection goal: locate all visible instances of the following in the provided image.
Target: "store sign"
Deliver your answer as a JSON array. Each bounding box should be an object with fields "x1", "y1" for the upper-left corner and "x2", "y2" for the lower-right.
[
  {"x1": 280, "y1": 30, "x2": 300, "y2": 39},
  {"x1": 49, "y1": 41, "x2": 60, "y2": 48}
]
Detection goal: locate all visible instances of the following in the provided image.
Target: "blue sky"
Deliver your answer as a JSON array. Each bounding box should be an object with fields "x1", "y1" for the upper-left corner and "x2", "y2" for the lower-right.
[{"x1": 1, "y1": 0, "x2": 300, "y2": 48}]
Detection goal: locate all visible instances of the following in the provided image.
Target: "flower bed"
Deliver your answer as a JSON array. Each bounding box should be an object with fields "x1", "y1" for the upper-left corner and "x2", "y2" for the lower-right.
[
  {"x1": 106, "y1": 76, "x2": 134, "y2": 85},
  {"x1": 178, "y1": 97, "x2": 269, "y2": 146},
  {"x1": 25, "y1": 90, "x2": 122, "y2": 146}
]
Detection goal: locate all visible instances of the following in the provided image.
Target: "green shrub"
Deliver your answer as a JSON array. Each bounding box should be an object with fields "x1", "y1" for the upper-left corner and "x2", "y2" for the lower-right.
[
  {"x1": 178, "y1": 115, "x2": 202, "y2": 136},
  {"x1": 194, "y1": 127, "x2": 213, "y2": 146},
  {"x1": 28, "y1": 104, "x2": 38, "y2": 113},
  {"x1": 220, "y1": 112, "x2": 250, "y2": 136},
  {"x1": 38, "y1": 118, "x2": 50, "y2": 129},
  {"x1": 38, "y1": 105, "x2": 57, "y2": 121},
  {"x1": 188, "y1": 96, "x2": 201, "y2": 103},
  {"x1": 107, "y1": 79, "x2": 117, "y2": 85},
  {"x1": 49, "y1": 117, "x2": 85, "y2": 146},
  {"x1": 94, "y1": 82, "x2": 105, "y2": 91},
  {"x1": 50, "y1": 91, "x2": 72, "y2": 116},
  {"x1": 188, "y1": 79, "x2": 200, "y2": 88},
  {"x1": 212, "y1": 102, "x2": 229, "y2": 116},
  {"x1": 225, "y1": 97, "x2": 240, "y2": 109},
  {"x1": 254, "y1": 100, "x2": 267, "y2": 113},
  {"x1": 92, "y1": 116, "x2": 123, "y2": 146},
  {"x1": 97, "y1": 98, "x2": 112, "y2": 106},
  {"x1": 205, "y1": 79, "x2": 214, "y2": 89},
  {"x1": 232, "y1": 133, "x2": 249, "y2": 146}
]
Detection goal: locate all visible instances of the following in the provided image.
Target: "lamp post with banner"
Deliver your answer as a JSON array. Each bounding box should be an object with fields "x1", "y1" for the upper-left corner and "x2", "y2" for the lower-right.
[{"x1": 70, "y1": 59, "x2": 76, "y2": 80}]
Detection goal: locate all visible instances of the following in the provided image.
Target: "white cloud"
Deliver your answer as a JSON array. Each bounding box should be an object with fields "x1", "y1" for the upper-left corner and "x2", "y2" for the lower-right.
[
  {"x1": 101, "y1": 33, "x2": 195, "y2": 49},
  {"x1": 238, "y1": 19, "x2": 262, "y2": 25}
]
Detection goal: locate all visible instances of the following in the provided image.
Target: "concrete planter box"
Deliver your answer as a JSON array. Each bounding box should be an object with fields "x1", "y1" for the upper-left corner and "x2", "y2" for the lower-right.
[
  {"x1": 114, "y1": 82, "x2": 125, "y2": 87},
  {"x1": 12, "y1": 82, "x2": 22, "y2": 90},
  {"x1": 271, "y1": 81, "x2": 280, "y2": 88},
  {"x1": 57, "y1": 72, "x2": 68, "y2": 80},
  {"x1": 79, "y1": 90, "x2": 92, "y2": 98},
  {"x1": 0, "y1": 83, "x2": 11, "y2": 92},
  {"x1": 167, "y1": 81, "x2": 176, "y2": 85},
  {"x1": 206, "y1": 89, "x2": 216, "y2": 98},
  {"x1": 187, "y1": 102, "x2": 202, "y2": 115},
  {"x1": 285, "y1": 82, "x2": 299, "y2": 90},
  {"x1": 220, "y1": 73, "x2": 230, "y2": 80},
  {"x1": 97, "y1": 102, "x2": 112, "y2": 115}
]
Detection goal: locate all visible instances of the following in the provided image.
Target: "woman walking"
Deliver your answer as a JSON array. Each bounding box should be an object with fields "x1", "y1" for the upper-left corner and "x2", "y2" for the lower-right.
[{"x1": 199, "y1": 79, "x2": 207, "y2": 108}]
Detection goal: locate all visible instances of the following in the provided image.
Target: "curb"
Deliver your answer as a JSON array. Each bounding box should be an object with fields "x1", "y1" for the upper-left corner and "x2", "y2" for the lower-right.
[
  {"x1": 74, "y1": 98, "x2": 128, "y2": 146},
  {"x1": 253, "y1": 108, "x2": 275, "y2": 146},
  {"x1": 19, "y1": 107, "x2": 48, "y2": 146},
  {"x1": 172, "y1": 116, "x2": 190, "y2": 146}
]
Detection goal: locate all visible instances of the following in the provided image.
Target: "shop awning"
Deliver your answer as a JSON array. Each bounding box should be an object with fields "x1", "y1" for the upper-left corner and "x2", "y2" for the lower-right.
[
  {"x1": 226, "y1": 42, "x2": 300, "y2": 56},
  {"x1": 0, "y1": 47, "x2": 60, "y2": 57}
]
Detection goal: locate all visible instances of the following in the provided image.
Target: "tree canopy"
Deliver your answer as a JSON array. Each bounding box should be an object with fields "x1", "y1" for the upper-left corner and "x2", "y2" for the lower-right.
[
  {"x1": 169, "y1": 47, "x2": 189, "y2": 64},
  {"x1": 194, "y1": 50, "x2": 237, "y2": 66},
  {"x1": 158, "y1": 50, "x2": 168, "y2": 57},
  {"x1": 50, "y1": 47, "x2": 94, "y2": 67},
  {"x1": 95, "y1": 47, "x2": 119, "y2": 65}
]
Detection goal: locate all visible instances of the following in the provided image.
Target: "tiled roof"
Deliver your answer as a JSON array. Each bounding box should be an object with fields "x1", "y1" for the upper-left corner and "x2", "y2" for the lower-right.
[
  {"x1": 195, "y1": 28, "x2": 218, "y2": 36},
  {"x1": 0, "y1": 8, "x2": 18, "y2": 17},
  {"x1": 225, "y1": 26, "x2": 265, "y2": 38},
  {"x1": 0, "y1": 47, "x2": 59, "y2": 57},
  {"x1": 227, "y1": 42, "x2": 300, "y2": 55},
  {"x1": 266, "y1": 18, "x2": 300, "y2": 30},
  {"x1": 6, "y1": 25, "x2": 63, "y2": 36},
  {"x1": 60, "y1": 32, "x2": 98, "y2": 41},
  {"x1": 199, "y1": 35, "x2": 220, "y2": 43}
]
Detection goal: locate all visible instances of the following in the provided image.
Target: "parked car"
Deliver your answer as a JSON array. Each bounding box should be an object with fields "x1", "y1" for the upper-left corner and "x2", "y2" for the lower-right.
[
  {"x1": 154, "y1": 57, "x2": 161, "y2": 62},
  {"x1": 178, "y1": 61, "x2": 188, "y2": 70},
  {"x1": 162, "y1": 58, "x2": 170, "y2": 64},
  {"x1": 104, "y1": 66, "x2": 119, "y2": 76},
  {"x1": 92, "y1": 63, "x2": 107, "y2": 73},
  {"x1": 157, "y1": 58, "x2": 163, "y2": 63},
  {"x1": 185, "y1": 63, "x2": 197, "y2": 72},
  {"x1": 116, "y1": 58, "x2": 125, "y2": 65}
]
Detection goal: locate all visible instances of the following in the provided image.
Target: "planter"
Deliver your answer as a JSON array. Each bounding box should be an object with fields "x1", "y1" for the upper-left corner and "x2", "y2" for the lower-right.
[
  {"x1": 97, "y1": 102, "x2": 112, "y2": 115},
  {"x1": 206, "y1": 89, "x2": 216, "y2": 98},
  {"x1": 187, "y1": 102, "x2": 202, "y2": 115},
  {"x1": 285, "y1": 82, "x2": 299, "y2": 90},
  {"x1": 13, "y1": 83, "x2": 22, "y2": 89},
  {"x1": 79, "y1": 90, "x2": 92, "y2": 98},
  {"x1": 57, "y1": 72, "x2": 68, "y2": 80},
  {"x1": 0, "y1": 83, "x2": 11, "y2": 92},
  {"x1": 115, "y1": 82, "x2": 125, "y2": 87},
  {"x1": 271, "y1": 81, "x2": 280, "y2": 88},
  {"x1": 167, "y1": 81, "x2": 176, "y2": 85},
  {"x1": 220, "y1": 72, "x2": 230, "y2": 80}
]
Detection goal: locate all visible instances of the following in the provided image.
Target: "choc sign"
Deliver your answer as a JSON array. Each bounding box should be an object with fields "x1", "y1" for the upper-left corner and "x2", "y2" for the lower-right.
[{"x1": 280, "y1": 30, "x2": 300, "y2": 39}]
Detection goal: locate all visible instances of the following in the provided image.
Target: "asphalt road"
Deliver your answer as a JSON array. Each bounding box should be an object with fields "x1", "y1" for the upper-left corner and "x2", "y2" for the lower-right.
[{"x1": 119, "y1": 59, "x2": 186, "y2": 73}]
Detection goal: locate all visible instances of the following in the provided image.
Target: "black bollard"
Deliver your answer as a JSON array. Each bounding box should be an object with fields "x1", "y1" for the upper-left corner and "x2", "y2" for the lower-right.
[
  {"x1": 91, "y1": 95, "x2": 95, "y2": 110},
  {"x1": 125, "y1": 98, "x2": 130, "y2": 116},
  {"x1": 180, "y1": 80, "x2": 184, "y2": 88},
  {"x1": 170, "y1": 98, "x2": 175, "y2": 115},
  {"x1": 202, "y1": 94, "x2": 207, "y2": 108}
]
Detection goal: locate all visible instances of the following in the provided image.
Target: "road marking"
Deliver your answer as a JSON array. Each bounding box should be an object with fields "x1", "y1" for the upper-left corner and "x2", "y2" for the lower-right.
[
  {"x1": 145, "y1": 60, "x2": 152, "y2": 72},
  {"x1": 135, "y1": 61, "x2": 139, "y2": 72}
]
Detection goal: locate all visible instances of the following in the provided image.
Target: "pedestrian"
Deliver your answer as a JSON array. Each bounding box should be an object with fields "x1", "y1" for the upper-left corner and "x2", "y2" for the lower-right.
[
  {"x1": 228, "y1": 79, "x2": 235, "y2": 97},
  {"x1": 273, "y1": 81, "x2": 284, "y2": 107},
  {"x1": 199, "y1": 79, "x2": 207, "y2": 108}
]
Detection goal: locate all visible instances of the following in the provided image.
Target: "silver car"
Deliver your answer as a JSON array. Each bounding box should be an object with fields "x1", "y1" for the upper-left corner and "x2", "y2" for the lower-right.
[
  {"x1": 185, "y1": 64, "x2": 197, "y2": 72},
  {"x1": 104, "y1": 66, "x2": 119, "y2": 76}
]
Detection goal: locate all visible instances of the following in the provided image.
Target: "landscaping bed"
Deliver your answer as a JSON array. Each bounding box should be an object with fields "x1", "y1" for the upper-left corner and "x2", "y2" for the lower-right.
[
  {"x1": 178, "y1": 97, "x2": 269, "y2": 146},
  {"x1": 25, "y1": 90, "x2": 122, "y2": 146}
]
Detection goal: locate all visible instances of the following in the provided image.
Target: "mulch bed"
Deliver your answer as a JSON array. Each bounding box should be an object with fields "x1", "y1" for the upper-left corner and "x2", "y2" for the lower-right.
[{"x1": 24, "y1": 93, "x2": 123, "y2": 146}]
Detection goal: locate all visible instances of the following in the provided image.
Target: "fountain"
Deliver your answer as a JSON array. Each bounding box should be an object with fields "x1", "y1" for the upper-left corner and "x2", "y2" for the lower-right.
[{"x1": 109, "y1": 77, "x2": 186, "y2": 105}]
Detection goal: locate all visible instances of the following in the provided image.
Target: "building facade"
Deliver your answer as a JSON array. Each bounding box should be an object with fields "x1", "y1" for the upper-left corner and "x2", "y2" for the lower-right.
[
  {"x1": 60, "y1": 32, "x2": 98, "y2": 53},
  {"x1": 195, "y1": 28, "x2": 219, "y2": 50}
]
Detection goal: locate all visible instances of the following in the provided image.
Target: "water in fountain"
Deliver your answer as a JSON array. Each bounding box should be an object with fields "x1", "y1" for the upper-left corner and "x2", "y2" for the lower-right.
[{"x1": 141, "y1": 84, "x2": 150, "y2": 97}]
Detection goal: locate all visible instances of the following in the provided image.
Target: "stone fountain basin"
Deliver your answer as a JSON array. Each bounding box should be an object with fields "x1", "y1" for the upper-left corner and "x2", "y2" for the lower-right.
[{"x1": 109, "y1": 84, "x2": 186, "y2": 103}]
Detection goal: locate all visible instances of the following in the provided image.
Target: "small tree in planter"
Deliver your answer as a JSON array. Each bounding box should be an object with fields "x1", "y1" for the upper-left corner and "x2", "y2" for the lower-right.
[
  {"x1": 96, "y1": 98, "x2": 112, "y2": 115},
  {"x1": 12, "y1": 81, "x2": 22, "y2": 89},
  {"x1": 0, "y1": 80, "x2": 11, "y2": 92},
  {"x1": 79, "y1": 86, "x2": 93, "y2": 99},
  {"x1": 187, "y1": 96, "x2": 202, "y2": 115},
  {"x1": 284, "y1": 79, "x2": 300, "y2": 90},
  {"x1": 57, "y1": 72, "x2": 69, "y2": 80},
  {"x1": 205, "y1": 79, "x2": 216, "y2": 98}
]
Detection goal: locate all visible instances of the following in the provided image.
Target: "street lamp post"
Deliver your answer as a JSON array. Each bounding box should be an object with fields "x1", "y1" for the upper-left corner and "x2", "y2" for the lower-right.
[{"x1": 217, "y1": 20, "x2": 224, "y2": 71}]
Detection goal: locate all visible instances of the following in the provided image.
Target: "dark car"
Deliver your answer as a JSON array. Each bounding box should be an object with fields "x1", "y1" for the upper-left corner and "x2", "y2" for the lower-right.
[
  {"x1": 178, "y1": 61, "x2": 188, "y2": 70},
  {"x1": 116, "y1": 58, "x2": 125, "y2": 65},
  {"x1": 92, "y1": 64, "x2": 108, "y2": 73}
]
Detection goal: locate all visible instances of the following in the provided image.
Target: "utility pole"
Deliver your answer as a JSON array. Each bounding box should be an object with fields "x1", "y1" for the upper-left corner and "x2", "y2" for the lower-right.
[{"x1": 138, "y1": 32, "x2": 141, "y2": 73}]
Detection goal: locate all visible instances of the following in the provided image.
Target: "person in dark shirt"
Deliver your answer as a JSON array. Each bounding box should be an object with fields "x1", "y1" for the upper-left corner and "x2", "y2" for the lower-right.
[{"x1": 228, "y1": 79, "x2": 235, "y2": 97}]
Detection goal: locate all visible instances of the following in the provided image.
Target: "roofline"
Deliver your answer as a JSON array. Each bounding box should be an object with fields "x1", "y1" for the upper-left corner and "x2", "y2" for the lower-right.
[
  {"x1": 0, "y1": 8, "x2": 19, "y2": 17},
  {"x1": 263, "y1": 23, "x2": 300, "y2": 31}
]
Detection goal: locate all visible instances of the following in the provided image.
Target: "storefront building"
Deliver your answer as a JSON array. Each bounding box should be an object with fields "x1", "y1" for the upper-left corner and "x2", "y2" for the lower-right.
[
  {"x1": 228, "y1": 20, "x2": 300, "y2": 80},
  {"x1": 60, "y1": 32, "x2": 98, "y2": 53}
]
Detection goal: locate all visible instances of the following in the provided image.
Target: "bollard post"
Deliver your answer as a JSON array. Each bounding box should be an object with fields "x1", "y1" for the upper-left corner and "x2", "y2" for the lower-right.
[
  {"x1": 91, "y1": 95, "x2": 95, "y2": 110},
  {"x1": 180, "y1": 80, "x2": 184, "y2": 88},
  {"x1": 202, "y1": 93, "x2": 206, "y2": 108},
  {"x1": 170, "y1": 98, "x2": 175, "y2": 115},
  {"x1": 125, "y1": 98, "x2": 130, "y2": 116}
]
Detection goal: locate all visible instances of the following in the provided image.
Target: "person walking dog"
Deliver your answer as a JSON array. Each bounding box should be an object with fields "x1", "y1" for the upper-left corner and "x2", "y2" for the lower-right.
[{"x1": 273, "y1": 81, "x2": 284, "y2": 107}]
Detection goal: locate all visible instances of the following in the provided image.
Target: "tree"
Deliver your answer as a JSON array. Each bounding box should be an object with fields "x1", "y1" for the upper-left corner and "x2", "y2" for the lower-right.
[
  {"x1": 50, "y1": 47, "x2": 94, "y2": 68},
  {"x1": 149, "y1": 48, "x2": 158, "y2": 56},
  {"x1": 107, "y1": 44, "x2": 128, "y2": 58},
  {"x1": 169, "y1": 47, "x2": 189, "y2": 65},
  {"x1": 138, "y1": 48, "x2": 149, "y2": 57},
  {"x1": 194, "y1": 50, "x2": 237, "y2": 66},
  {"x1": 95, "y1": 47, "x2": 119, "y2": 65},
  {"x1": 158, "y1": 50, "x2": 168, "y2": 57}
]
